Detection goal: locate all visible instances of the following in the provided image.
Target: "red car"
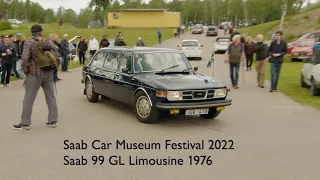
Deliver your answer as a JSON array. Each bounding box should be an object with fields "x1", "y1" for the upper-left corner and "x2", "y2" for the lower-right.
[
  {"x1": 291, "y1": 39, "x2": 315, "y2": 62},
  {"x1": 287, "y1": 31, "x2": 320, "y2": 54}
]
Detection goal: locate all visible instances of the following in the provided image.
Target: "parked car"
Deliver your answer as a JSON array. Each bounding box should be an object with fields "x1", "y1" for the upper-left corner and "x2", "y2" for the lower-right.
[
  {"x1": 214, "y1": 37, "x2": 231, "y2": 54},
  {"x1": 206, "y1": 26, "x2": 218, "y2": 36},
  {"x1": 192, "y1": 24, "x2": 204, "y2": 34},
  {"x1": 301, "y1": 49, "x2": 320, "y2": 96},
  {"x1": 81, "y1": 47, "x2": 232, "y2": 123},
  {"x1": 8, "y1": 19, "x2": 23, "y2": 25},
  {"x1": 287, "y1": 31, "x2": 320, "y2": 54},
  {"x1": 177, "y1": 40, "x2": 203, "y2": 60},
  {"x1": 291, "y1": 39, "x2": 316, "y2": 62}
]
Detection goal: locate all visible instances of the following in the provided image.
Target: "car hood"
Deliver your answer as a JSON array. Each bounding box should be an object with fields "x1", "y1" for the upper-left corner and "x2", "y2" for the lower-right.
[
  {"x1": 292, "y1": 47, "x2": 313, "y2": 52},
  {"x1": 135, "y1": 73, "x2": 226, "y2": 90}
]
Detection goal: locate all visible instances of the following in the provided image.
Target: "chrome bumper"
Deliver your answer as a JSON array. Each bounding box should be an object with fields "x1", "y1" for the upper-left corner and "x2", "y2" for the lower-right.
[{"x1": 156, "y1": 99, "x2": 232, "y2": 109}]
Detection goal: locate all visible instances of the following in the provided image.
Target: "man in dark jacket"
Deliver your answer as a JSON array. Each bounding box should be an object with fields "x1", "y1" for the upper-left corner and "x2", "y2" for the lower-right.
[
  {"x1": 0, "y1": 36, "x2": 16, "y2": 87},
  {"x1": 100, "y1": 36, "x2": 110, "y2": 48},
  {"x1": 268, "y1": 31, "x2": 287, "y2": 92},
  {"x1": 115, "y1": 32, "x2": 122, "y2": 46},
  {"x1": 254, "y1": 35, "x2": 268, "y2": 88},
  {"x1": 13, "y1": 24, "x2": 61, "y2": 130},
  {"x1": 244, "y1": 36, "x2": 255, "y2": 71},
  {"x1": 9, "y1": 34, "x2": 20, "y2": 78},
  {"x1": 78, "y1": 38, "x2": 88, "y2": 65},
  {"x1": 49, "y1": 33, "x2": 62, "y2": 81},
  {"x1": 60, "y1": 34, "x2": 69, "y2": 72},
  {"x1": 118, "y1": 37, "x2": 126, "y2": 46}
]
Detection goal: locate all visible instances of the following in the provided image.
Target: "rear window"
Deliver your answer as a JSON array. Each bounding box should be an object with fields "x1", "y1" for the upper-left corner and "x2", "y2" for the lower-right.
[
  {"x1": 208, "y1": 28, "x2": 216, "y2": 31},
  {"x1": 217, "y1": 38, "x2": 230, "y2": 43},
  {"x1": 181, "y1": 41, "x2": 199, "y2": 47}
]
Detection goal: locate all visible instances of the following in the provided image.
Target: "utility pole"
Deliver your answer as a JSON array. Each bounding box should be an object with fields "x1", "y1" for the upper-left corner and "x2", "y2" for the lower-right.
[{"x1": 279, "y1": 0, "x2": 288, "y2": 31}]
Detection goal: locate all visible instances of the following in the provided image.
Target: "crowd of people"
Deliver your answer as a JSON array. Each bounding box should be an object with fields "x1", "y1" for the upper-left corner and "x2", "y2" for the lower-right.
[{"x1": 225, "y1": 30, "x2": 287, "y2": 92}]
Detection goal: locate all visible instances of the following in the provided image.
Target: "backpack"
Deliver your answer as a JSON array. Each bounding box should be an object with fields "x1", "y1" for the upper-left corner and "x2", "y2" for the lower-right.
[{"x1": 34, "y1": 38, "x2": 58, "y2": 71}]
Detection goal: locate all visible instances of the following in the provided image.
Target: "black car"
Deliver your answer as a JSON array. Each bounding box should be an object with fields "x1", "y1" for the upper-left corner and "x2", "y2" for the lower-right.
[{"x1": 81, "y1": 47, "x2": 232, "y2": 123}]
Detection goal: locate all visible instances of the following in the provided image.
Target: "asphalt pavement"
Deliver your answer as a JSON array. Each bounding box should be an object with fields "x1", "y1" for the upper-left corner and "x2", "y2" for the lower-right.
[{"x1": 0, "y1": 30, "x2": 320, "y2": 180}]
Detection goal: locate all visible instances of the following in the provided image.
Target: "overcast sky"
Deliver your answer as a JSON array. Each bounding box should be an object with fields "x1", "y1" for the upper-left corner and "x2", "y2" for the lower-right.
[{"x1": 34, "y1": 0, "x2": 318, "y2": 13}]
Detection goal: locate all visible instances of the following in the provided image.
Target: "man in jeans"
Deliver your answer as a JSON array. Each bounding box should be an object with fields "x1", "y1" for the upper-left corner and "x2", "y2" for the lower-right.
[
  {"x1": 15, "y1": 33, "x2": 26, "y2": 80},
  {"x1": 268, "y1": 31, "x2": 287, "y2": 92},
  {"x1": 224, "y1": 35, "x2": 246, "y2": 89},
  {"x1": 0, "y1": 36, "x2": 16, "y2": 87},
  {"x1": 60, "y1": 34, "x2": 69, "y2": 72},
  {"x1": 254, "y1": 35, "x2": 268, "y2": 88},
  {"x1": 13, "y1": 24, "x2": 61, "y2": 130}
]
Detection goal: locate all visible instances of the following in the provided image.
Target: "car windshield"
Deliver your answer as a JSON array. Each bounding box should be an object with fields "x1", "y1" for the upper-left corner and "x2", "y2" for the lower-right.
[
  {"x1": 181, "y1": 41, "x2": 199, "y2": 47},
  {"x1": 134, "y1": 52, "x2": 190, "y2": 73},
  {"x1": 208, "y1": 27, "x2": 216, "y2": 31},
  {"x1": 296, "y1": 40, "x2": 315, "y2": 47},
  {"x1": 299, "y1": 33, "x2": 310, "y2": 39},
  {"x1": 217, "y1": 39, "x2": 230, "y2": 43}
]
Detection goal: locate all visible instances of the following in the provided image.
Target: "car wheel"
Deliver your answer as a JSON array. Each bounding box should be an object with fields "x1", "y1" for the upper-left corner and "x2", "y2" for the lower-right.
[
  {"x1": 310, "y1": 78, "x2": 320, "y2": 96},
  {"x1": 85, "y1": 77, "x2": 99, "y2": 102},
  {"x1": 200, "y1": 108, "x2": 221, "y2": 119},
  {"x1": 300, "y1": 74, "x2": 309, "y2": 88},
  {"x1": 198, "y1": 57, "x2": 202, "y2": 60},
  {"x1": 134, "y1": 91, "x2": 160, "y2": 123}
]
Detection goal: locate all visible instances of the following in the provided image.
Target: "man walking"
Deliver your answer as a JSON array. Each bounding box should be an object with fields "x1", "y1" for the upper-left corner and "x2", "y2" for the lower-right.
[
  {"x1": 268, "y1": 31, "x2": 287, "y2": 92},
  {"x1": 60, "y1": 34, "x2": 69, "y2": 72},
  {"x1": 78, "y1": 37, "x2": 88, "y2": 65},
  {"x1": 0, "y1": 36, "x2": 16, "y2": 87},
  {"x1": 224, "y1": 35, "x2": 246, "y2": 89},
  {"x1": 254, "y1": 35, "x2": 268, "y2": 88},
  {"x1": 244, "y1": 36, "x2": 255, "y2": 71},
  {"x1": 13, "y1": 24, "x2": 60, "y2": 130},
  {"x1": 9, "y1": 34, "x2": 20, "y2": 78},
  {"x1": 88, "y1": 35, "x2": 99, "y2": 58},
  {"x1": 49, "y1": 34, "x2": 62, "y2": 81},
  {"x1": 157, "y1": 28, "x2": 162, "y2": 44},
  {"x1": 100, "y1": 36, "x2": 110, "y2": 48}
]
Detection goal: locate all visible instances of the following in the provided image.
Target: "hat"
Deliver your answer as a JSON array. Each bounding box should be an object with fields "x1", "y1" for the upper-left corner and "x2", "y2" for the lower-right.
[
  {"x1": 31, "y1": 24, "x2": 43, "y2": 33},
  {"x1": 16, "y1": 33, "x2": 23, "y2": 37}
]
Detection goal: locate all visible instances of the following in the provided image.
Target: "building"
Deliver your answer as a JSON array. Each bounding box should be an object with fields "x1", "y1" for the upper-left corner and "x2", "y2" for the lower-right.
[{"x1": 108, "y1": 9, "x2": 181, "y2": 28}]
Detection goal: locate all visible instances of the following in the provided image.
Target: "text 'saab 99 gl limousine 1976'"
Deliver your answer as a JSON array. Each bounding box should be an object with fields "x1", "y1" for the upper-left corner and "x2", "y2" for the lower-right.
[{"x1": 81, "y1": 47, "x2": 232, "y2": 124}]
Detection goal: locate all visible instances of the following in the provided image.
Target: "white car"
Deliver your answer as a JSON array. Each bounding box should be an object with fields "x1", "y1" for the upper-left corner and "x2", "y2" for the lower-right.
[
  {"x1": 214, "y1": 37, "x2": 231, "y2": 53},
  {"x1": 301, "y1": 49, "x2": 320, "y2": 96},
  {"x1": 178, "y1": 40, "x2": 203, "y2": 60},
  {"x1": 8, "y1": 19, "x2": 23, "y2": 25}
]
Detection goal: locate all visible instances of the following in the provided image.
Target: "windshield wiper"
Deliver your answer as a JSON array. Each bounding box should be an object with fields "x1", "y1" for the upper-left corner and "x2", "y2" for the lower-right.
[
  {"x1": 182, "y1": 67, "x2": 192, "y2": 72},
  {"x1": 160, "y1": 64, "x2": 180, "y2": 73}
]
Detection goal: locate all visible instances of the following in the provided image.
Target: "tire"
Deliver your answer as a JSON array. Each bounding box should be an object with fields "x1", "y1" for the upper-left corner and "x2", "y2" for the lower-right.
[
  {"x1": 134, "y1": 91, "x2": 160, "y2": 124},
  {"x1": 198, "y1": 57, "x2": 202, "y2": 60},
  {"x1": 300, "y1": 74, "x2": 309, "y2": 88},
  {"x1": 85, "y1": 77, "x2": 99, "y2": 102},
  {"x1": 310, "y1": 78, "x2": 320, "y2": 96},
  {"x1": 200, "y1": 108, "x2": 221, "y2": 119}
]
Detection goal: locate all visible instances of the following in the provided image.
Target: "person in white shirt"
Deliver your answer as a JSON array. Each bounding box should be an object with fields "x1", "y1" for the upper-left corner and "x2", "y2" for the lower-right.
[{"x1": 88, "y1": 35, "x2": 99, "y2": 58}]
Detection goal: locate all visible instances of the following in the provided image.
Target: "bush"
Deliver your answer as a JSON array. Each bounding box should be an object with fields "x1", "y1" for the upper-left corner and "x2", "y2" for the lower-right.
[{"x1": 0, "y1": 21, "x2": 12, "y2": 31}]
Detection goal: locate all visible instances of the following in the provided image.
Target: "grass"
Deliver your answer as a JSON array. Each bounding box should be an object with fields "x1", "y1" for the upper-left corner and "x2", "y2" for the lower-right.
[
  {"x1": 239, "y1": 20, "x2": 279, "y2": 39},
  {"x1": 1, "y1": 23, "x2": 175, "y2": 82},
  {"x1": 253, "y1": 55, "x2": 320, "y2": 110}
]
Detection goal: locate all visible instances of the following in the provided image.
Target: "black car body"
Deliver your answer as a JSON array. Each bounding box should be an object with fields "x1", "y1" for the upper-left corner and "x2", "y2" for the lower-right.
[
  {"x1": 206, "y1": 26, "x2": 218, "y2": 36},
  {"x1": 81, "y1": 47, "x2": 232, "y2": 123}
]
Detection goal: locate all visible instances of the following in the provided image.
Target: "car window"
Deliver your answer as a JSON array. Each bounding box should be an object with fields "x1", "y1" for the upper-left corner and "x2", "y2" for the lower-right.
[
  {"x1": 181, "y1": 41, "x2": 199, "y2": 47},
  {"x1": 312, "y1": 50, "x2": 320, "y2": 64},
  {"x1": 104, "y1": 51, "x2": 120, "y2": 71},
  {"x1": 308, "y1": 34, "x2": 317, "y2": 39},
  {"x1": 208, "y1": 27, "x2": 216, "y2": 31},
  {"x1": 91, "y1": 51, "x2": 107, "y2": 68},
  {"x1": 119, "y1": 52, "x2": 133, "y2": 73},
  {"x1": 217, "y1": 38, "x2": 230, "y2": 43}
]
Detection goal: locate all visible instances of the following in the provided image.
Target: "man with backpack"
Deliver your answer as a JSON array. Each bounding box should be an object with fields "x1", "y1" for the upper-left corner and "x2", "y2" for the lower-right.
[{"x1": 13, "y1": 24, "x2": 61, "y2": 130}]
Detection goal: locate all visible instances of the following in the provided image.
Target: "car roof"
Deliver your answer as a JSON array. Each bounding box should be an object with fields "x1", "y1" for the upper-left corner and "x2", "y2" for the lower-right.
[
  {"x1": 216, "y1": 37, "x2": 231, "y2": 40},
  {"x1": 100, "y1": 46, "x2": 182, "y2": 53},
  {"x1": 182, "y1": 39, "x2": 199, "y2": 42}
]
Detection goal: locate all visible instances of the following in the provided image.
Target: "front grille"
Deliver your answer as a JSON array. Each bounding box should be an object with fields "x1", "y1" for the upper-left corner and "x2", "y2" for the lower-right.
[{"x1": 182, "y1": 89, "x2": 216, "y2": 100}]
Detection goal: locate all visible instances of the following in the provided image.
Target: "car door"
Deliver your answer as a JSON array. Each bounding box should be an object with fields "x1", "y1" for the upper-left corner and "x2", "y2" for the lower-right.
[
  {"x1": 99, "y1": 51, "x2": 120, "y2": 99},
  {"x1": 303, "y1": 56, "x2": 315, "y2": 84},
  {"x1": 113, "y1": 52, "x2": 134, "y2": 103},
  {"x1": 87, "y1": 50, "x2": 106, "y2": 94},
  {"x1": 310, "y1": 51, "x2": 320, "y2": 83}
]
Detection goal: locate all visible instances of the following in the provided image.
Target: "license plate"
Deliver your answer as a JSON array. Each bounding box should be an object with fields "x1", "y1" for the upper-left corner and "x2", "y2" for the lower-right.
[
  {"x1": 185, "y1": 109, "x2": 209, "y2": 115},
  {"x1": 187, "y1": 48, "x2": 194, "y2": 50},
  {"x1": 217, "y1": 106, "x2": 225, "y2": 111}
]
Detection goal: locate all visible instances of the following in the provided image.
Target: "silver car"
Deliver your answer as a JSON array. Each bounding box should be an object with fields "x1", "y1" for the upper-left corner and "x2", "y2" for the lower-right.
[
  {"x1": 214, "y1": 37, "x2": 231, "y2": 54},
  {"x1": 301, "y1": 49, "x2": 320, "y2": 96}
]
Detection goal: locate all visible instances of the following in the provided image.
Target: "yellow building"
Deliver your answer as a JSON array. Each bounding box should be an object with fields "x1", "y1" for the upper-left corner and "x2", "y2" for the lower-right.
[{"x1": 108, "y1": 9, "x2": 181, "y2": 28}]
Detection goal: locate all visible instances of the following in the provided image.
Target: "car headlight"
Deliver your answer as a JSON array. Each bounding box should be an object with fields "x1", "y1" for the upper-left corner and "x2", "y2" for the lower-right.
[
  {"x1": 214, "y1": 89, "x2": 227, "y2": 98},
  {"x1": 167, "y1": 91, "x2": 183, "y2": 101}
]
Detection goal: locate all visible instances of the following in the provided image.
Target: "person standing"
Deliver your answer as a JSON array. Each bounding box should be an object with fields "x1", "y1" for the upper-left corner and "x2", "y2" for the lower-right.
[
  {"x1": 224, "y1": 35, "x2": 246, "y2": 89},
  {"x1": 0, "y1": 36, "x2": 16, "y2": 87},
  {"x1": 244, "y1": 36, "x2": 255, "y2": 71},
  {"x1": 254, "y1": 35, "x2": 268, "y2": 88},
  {"x1": 157, "y1": 28, "x2": 162, "y2": 44},
  {"x1": 88, "y1": 35, "x2": 99, "y2": 58},
  {"x1": 78, "y1": 38, "x2": 88, "y2": 65},
  {"x1": 49, "y1": 34, "x2": 62, "y2": 81},
  {"x1": 117, "y1": 38, "x2": 126, "y2": 46},
  {"x1": 177, "y1": 26, "x2": 181, "y2": 38},
  {"x1": 100, "y1": 36, "x2": 110, "y2": 48},
  {"x1": 268, "y1": 31, "x2": 287, "y2": 92},
  {"x1": 16, "y1": 33, "x2": 26, "y2": 80},
  {"x1": 136, "y1": 37, "x2": 145, "y2": 46},
  {"x1": 60, "y1": 34, "x2": 69, "y2": 72},
  {"x1": 9, "y1": 34, "x2": 20, "y2": 78},
  {"x1": 181, "y1": 24, "x2": 186, "y2": 34},
  {"x1": 115, "y1": 32, "x2": 122, "y2": 46},
  {"x1": 13, "y1": 24, "x2": 61, "y2": 130}
]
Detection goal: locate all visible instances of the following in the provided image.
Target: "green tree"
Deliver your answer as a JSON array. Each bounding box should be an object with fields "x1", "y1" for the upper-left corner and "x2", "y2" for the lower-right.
[{"x1": 89, "y1": 0, "x2": 112, "y2": 35}]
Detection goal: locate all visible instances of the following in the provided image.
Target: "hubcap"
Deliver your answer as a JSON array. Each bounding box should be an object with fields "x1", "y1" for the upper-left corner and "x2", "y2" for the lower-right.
[
  {"x1": 86, "y1": 80, "x2": 93, "y2": 99},
  {"x1": 136, "y1": 96, "x2": 151, "y2": 118}
]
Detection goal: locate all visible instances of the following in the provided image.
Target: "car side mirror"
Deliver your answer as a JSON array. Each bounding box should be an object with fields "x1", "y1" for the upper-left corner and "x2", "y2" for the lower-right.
[
  {"x1": 122, "y1": 68, "x2": 129, "y2": 73},
  {"x1": 194, "y1": 66, "x2": 198, "y2": 71}
]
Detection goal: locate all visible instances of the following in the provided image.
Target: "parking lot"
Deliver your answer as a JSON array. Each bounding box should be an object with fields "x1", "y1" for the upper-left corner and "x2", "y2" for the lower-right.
[{"x1": 0, "y1": 31, "x2": 320, "y2": 180}]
